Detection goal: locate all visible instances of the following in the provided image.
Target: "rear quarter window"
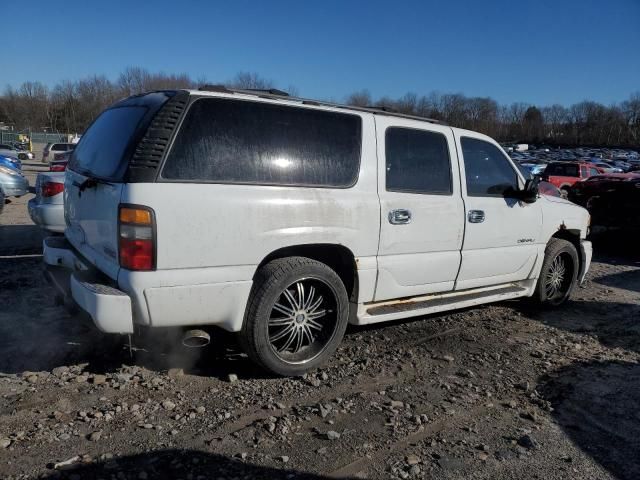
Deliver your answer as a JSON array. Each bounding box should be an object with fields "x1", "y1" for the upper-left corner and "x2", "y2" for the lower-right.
[
  {"x1": 161, "y1": 98, "x2": 362, "y2": 187},
  {"x1": 69, "y1": 106, "x2": 148, "y2": 180}
]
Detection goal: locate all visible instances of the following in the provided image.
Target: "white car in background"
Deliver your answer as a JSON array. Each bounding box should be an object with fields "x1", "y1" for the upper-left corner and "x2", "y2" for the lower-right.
[
  {"x1": 42, "y1": 143, "x2": 75, "y2": 163},
  {"x1": 28, "y1": 172, "x2": 65, "y2": 233}
]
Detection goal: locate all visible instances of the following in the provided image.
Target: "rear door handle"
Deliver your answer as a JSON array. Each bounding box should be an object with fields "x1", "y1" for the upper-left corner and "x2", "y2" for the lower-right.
[
  {"x1": 468, "y1": 210, "x2": 485, "y2": 223},
  {"x1": 388, "y1": 209, "x2": 412, "y2": 225}
]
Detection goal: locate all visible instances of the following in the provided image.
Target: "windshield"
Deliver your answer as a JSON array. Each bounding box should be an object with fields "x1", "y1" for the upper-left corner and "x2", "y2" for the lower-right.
[{"x1": 69, "y1": 106, "x2": 147, "y2": 180}]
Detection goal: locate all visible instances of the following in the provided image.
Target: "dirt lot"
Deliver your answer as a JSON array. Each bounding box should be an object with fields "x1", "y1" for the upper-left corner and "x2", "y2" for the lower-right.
[{"x1": 1, "y1": 164, "x2": 639, "y2": 479}]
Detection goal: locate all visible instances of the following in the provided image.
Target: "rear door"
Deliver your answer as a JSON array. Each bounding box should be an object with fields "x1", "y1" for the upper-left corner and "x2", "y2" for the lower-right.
[
  {"x1": 375, "y1": 117, "x2": 464, "y2": 301},
  {"x1": 64, "y1": 98, "x2": 168, "y2": 280},
  {"x1": 455, "y1": 132, "x2": 542, "y2": 290}
]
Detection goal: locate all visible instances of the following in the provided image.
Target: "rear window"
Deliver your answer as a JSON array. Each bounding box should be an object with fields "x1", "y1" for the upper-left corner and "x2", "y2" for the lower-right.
[
  {"x1": 69, "y1": 106, "x2": 147, "y2": 179},
  {"x1": 162, "y1": 98, "x2": 362, "y2": 187}
]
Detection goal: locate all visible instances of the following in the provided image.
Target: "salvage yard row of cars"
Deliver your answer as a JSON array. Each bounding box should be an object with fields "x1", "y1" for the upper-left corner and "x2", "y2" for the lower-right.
[{"x1": 1, "y1": 89, "x2": 637, "y2": 375}]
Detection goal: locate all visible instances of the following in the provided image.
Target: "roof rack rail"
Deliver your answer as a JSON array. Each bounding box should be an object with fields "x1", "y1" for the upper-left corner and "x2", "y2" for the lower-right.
[
  {"x1": 198, "y1": 85, "x2": 289, "y2": 97},
  {"x1": 194, "y1": 86, "x2": 445, "y2": 125}
]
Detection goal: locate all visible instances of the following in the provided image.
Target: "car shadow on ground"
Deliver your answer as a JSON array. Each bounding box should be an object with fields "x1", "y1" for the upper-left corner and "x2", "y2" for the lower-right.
[
  {"x1": 0, "y1": 224, "x2": 46, "y2": 256},
  {"x1": 516, "y1": 298, "x2": 640, "y2": 355},
  {"x1": 595, "y1": 268, "x2": 640, "y2": 293},
  {"x1": 40, "y1": 449, "x2": 349, "y2": 480},
  {"x1": 538, "y1": 360, "x2": 640, "y2": 480}
]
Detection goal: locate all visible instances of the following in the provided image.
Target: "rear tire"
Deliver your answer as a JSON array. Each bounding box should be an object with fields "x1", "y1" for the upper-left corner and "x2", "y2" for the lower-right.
[
  {"x1": 533, "y1": 238, "x2": 579, "y2": 306},
  {"x1": 240, "y1": 256, "x2": 349, "y2": 376}
]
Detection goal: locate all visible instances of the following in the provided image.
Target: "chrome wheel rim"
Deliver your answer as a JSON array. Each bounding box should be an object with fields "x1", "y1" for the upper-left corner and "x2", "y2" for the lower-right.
[
  {"x1": 544, "y1": 252, "x2": 573, "y2": 301},
  {"x1": 268, "y1": 277, "x2": 338, "y2": 364}
]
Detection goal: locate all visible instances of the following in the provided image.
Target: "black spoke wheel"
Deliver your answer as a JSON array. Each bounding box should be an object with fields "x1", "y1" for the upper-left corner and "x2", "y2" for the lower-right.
[
  {"x1": 534, "y1": 238, "x2": 579, "y2": 306},
  {"x1": 241, "y1": 257, "x2": 349, "y2": 376}
]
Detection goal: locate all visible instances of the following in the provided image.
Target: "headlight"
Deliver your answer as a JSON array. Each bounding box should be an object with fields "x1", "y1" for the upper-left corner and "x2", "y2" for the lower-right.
[{"x1": 0, "y1": 165, "x2": 20, "y2": 176}]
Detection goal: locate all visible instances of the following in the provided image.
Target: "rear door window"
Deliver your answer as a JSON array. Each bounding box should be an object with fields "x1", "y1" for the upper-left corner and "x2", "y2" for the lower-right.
[
  {"x1": 385, "y1": 127, "x2": 452, "y2": 194},
  {"x1": 162, "y1": 98, "x2": 362, "y2": 187},
  {"x1": 69, "y1": 106, "x2": 148, "y2": 180}
]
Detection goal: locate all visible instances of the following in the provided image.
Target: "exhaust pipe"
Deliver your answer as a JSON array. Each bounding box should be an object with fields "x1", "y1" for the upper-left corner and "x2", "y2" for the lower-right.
[{"x1": 182, "y1": 329, "x2": 210, "y2": 348}]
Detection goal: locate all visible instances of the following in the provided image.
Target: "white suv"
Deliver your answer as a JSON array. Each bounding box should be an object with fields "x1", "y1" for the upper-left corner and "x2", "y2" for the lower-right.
[{"x1": 43, "y1": 88, "x2": 592, "y2": 376}]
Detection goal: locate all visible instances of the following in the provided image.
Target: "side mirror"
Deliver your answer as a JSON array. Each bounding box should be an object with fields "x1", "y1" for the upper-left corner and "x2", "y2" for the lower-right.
[{"x1": 504, "y1": 177, "x2": 539, "y2": 203}]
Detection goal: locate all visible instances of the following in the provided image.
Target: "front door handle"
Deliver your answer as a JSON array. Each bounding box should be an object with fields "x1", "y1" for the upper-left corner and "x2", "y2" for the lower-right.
[
  {"x1": 388, "y1": 209, "x2": 412, "y2": 225},
  {"x1": 468, "y1": 210, "x2": 485, "y2": 223}
]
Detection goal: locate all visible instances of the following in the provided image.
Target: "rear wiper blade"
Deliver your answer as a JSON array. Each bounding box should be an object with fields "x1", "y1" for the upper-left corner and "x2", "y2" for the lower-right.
[{"x1": 73, "y1": 175, "x2": 113, "y2": 196}]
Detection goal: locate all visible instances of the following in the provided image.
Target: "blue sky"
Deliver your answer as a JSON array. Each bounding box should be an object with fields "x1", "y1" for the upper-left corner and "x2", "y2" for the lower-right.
[{"x1": 4, "y1": 0, "x2": 639, "y2": 106}]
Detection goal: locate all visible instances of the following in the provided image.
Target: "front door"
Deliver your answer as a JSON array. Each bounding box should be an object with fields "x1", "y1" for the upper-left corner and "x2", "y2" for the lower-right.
[
  {"x1": 375, "y1": 118, "x2": 464, "y2": 301},
  {"x1": 455, "y1": 132, "x2": 542, "y2": 290}
]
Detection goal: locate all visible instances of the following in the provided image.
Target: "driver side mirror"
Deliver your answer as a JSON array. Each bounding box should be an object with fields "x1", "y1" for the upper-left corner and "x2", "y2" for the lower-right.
[{"x1": 504, "y1": 177, "x2": 539, "y2": 203}]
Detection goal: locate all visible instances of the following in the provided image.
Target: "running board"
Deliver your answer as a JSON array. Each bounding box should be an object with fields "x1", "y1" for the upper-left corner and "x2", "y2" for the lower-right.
[{"x1": 353, "y1": 282, "x2": 533, "y2": 326}]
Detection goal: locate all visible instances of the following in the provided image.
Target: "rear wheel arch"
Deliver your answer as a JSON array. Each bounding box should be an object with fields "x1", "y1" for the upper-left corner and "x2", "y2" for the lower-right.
[{"x1": 255, "y1": 244, "x2": 359, "y2": 303}]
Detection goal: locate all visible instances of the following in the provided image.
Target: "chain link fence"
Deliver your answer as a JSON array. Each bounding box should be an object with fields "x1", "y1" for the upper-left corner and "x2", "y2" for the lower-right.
[{"x1": 0, "y1": 131, "x2": 70, "y2": 145}]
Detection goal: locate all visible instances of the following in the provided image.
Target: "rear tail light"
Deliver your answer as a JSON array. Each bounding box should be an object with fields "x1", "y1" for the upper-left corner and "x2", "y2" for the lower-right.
[
  {"x1": 118, "y1": 205, "x2": 156, "y2": 271},
  {"x1": 41, "y1": 182, "x2": 64, "y2": 197},
  {"x1": 50, "y1": 162, "x2": 68, "y2": 172}
]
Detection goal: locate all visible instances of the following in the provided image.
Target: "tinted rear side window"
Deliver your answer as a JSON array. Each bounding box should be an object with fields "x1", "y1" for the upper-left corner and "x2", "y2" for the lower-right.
[
  {"x1": 69, "y1": 106, "x2": 147, "y2": 179},
  {"x1": 162, "y1": 98, "x2": 362, "y2": 187},
  {"x1": 385, "y1": 127, "x2": 452, "y2": 194}
]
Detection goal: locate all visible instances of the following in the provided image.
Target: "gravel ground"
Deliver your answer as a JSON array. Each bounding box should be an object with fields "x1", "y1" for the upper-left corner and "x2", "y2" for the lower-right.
[{"x1": 1, "y1": 164, "x2": 639, "y2": 479}]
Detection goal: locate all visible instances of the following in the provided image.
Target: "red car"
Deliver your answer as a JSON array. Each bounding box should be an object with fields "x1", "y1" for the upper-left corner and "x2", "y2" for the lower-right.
[{"x1": 541, "y1": 161, "x2": 604, "y2": 195}]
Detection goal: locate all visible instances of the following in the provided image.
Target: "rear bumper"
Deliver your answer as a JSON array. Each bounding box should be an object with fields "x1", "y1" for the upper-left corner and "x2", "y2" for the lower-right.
[
  {"x1": 1, "y1": 176, "x2": 28, "y2": 197},
  {"x1": 578, "y1": 240, "x2": 592, "y2": 284},
  {"x1": 43, "y1": 237, "x2": 134, "y2": 334},
  {"x1": 28, "y1": 200, "x2": 65, "y2": 232},
  {"x1": 43, "y1": 236, "x2": 253, "y2": 333}
]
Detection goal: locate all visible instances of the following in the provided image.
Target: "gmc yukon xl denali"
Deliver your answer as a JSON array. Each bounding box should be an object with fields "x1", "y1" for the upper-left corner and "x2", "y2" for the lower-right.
[{"x1": 43, "y1": 88, "x2": 592, "y2": 376}]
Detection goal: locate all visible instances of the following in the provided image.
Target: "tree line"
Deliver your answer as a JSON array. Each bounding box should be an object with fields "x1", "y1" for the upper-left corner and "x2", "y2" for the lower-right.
[{"x1": 0, "y1": 67, "x2": 638, "y2": 148}]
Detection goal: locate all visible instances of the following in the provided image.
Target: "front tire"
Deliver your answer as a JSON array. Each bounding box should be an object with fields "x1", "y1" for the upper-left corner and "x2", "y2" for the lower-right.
[
  {"x1": 533, "y1": 238, "x2": 579, "y2": 306},
  {"x1": 240, "y1": 256, "x2": 349, "y2": 376}
]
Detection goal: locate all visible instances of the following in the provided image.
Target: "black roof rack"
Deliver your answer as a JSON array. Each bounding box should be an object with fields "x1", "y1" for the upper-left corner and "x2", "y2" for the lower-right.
[
  {"x1": 195, "y1": 86, "x2": 446, "y2": 125},
  {"x1": 198, "y1": 85, "x2": 290, "y2": 97}
]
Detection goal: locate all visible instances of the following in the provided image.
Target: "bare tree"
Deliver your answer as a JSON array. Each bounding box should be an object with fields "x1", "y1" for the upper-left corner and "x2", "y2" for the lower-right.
[{"x1": 228, "y1": 72, "x2": 274, "y2": 90}]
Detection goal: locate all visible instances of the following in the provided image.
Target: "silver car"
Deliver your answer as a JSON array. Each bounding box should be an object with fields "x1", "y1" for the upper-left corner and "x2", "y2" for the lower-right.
[
  {"x1": 28, "y1": 172, "x2": 65, "y2": 232},
  {"x1": 0, "y1": 164, "x2": 28, "y2": 198}
]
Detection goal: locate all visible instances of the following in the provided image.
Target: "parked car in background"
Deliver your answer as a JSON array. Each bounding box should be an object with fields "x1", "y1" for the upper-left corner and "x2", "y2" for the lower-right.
[
  {"x1": 28, "y1": 172, "x2": 66, "y2": 233},
  {"x1": 521, "y1": 162, "x2": 547, "y2": 176},
  {"x1": 43, "y1": 88, "x2": 592, "y2": 376},
  {"x1": 541, "y1": 161, "x2": 603, "y2": 195},
  {"x1": 42, "y1": 143, "x2": 75, "y2": 163},
  {"x1": 0, "y1": 163, "x2": 28, "y2": 198},
  {"x1": 10, "y1": 142, "x2": 35, "y2": 160},
  {"x1": 589, "y1": 161, "x2": 622, "y2": 173},
  {"x1": 0, "y1": 143, "x2": 19, "y2": 159},
  {"x1": 0, "y1": 154, "x2": 22, "y2": 172},
  {"x1": 50, "y1": 150, "x2": 72, "y2": 172},
  {"x1": 611, "y1": 159, "x2": 633, "y2": 172},
  {"x1": 569, "y1": 173, "x2": 640, "y2": 230}
]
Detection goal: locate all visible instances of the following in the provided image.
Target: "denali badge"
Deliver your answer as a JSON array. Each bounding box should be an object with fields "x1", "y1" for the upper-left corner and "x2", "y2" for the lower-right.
[{"x1": 518, "y1": 238, "x2": 534, "y2": 243}]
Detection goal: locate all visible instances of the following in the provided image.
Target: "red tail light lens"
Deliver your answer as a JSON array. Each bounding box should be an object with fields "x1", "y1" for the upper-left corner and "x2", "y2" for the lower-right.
[
  {"x1": 50, "y1": 162, "x2": 68, "y2": 172},
  {"x1": 119, "y1": 238, "x2": 154, "y2": 270},
  {"x1": 42, "y1": 182, "x2": 64, "y2": 197},
  {"x1": 118, "y1": 205, "x2": 156, "y2": 271}
]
